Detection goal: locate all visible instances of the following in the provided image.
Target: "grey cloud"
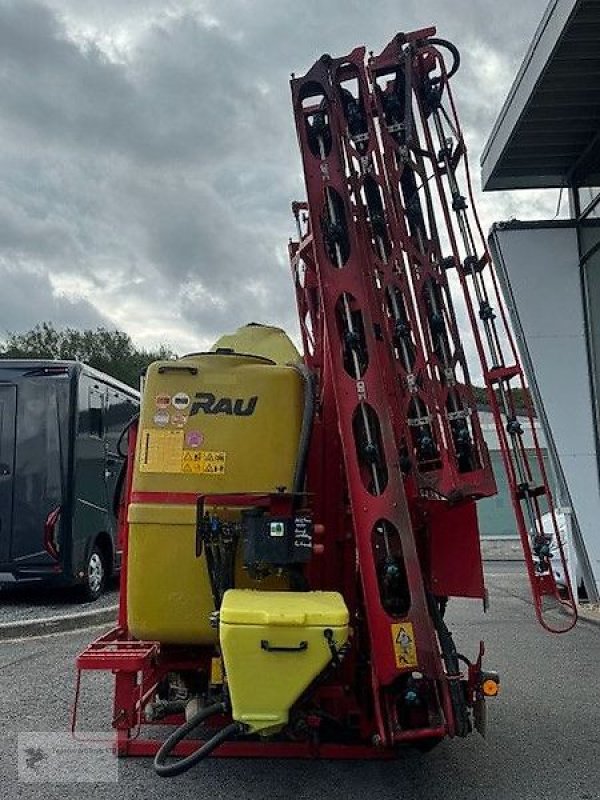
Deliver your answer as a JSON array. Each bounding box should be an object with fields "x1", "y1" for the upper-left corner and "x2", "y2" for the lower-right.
[
  {"x1": 0, "y1": 4, "x2": 134, "y2": 150},
  {"x1": 0, "y1": 0, "x2": 555, "y2": 355},
  {"x1": 0, "y1": 263, "x2": 110, "y2": 333}
]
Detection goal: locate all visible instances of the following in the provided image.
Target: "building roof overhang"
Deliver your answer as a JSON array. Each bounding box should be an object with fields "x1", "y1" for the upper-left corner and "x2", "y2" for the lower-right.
[{"x1": 481, "y1": 0, "x2": 600, "y2": 191}]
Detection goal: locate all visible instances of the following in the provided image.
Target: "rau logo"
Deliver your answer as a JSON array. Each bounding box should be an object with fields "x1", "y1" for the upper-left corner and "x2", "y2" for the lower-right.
[{"x1": 190, "y1": 392, "x2": 258, "y2": 417}]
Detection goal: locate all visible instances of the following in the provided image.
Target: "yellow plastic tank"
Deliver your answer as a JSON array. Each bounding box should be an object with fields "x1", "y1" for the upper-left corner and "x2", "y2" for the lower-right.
[
  {"x1": 127, "y1": 337, "x2": 307, "y2": 645},
  {"x1": 219, "y1": 590, "x2": 349, "y2": 734},
  {"x1": 212, "y1": 323, "x2": 302, "y2": 366}
]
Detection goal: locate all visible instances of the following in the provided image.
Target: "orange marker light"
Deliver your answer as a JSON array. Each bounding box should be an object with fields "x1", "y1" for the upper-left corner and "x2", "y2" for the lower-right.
[{"x1": 482, "y1": 678, "x2": 499, "y2": 697}]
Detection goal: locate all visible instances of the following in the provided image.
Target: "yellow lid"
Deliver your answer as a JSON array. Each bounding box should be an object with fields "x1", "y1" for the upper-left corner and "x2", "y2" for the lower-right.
[
  {"x1": 220, "y1": 590, "x2": 349, "y2": 627},
  {"x1": 211, "y1": 324, "x2": 302, "y2": 366}
]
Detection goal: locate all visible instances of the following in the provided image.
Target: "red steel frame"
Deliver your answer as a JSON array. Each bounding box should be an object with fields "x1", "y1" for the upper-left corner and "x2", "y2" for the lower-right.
[
  {"x1": 291, "y1": 51, "x2": 446, "y2": 718},
  {"x1": 401, "y1": 35, "x2": 576, "y2": 631},
  {"x1": 74, "y1": 27, "x2": 575, "y2": 765},
  {"x1": 73, "y1": 421, "x2": 436, "y2": 758}
]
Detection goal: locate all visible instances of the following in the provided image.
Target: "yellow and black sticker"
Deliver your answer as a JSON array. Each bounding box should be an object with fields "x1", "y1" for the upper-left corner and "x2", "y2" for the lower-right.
[
  {"x1": 181, "y1": 450, "x2": 226, "y2": 475},
  {"x1": 139, "y1": 429, "x2": 184, "y2": 473},
  {"x1": 210, "y1": 657, "x2": 224, "y2": 685},
  {"x1": 138, "y1": 431, "x2": 226, "y2": 475},
  {"x1": 391, "y1": 622, "x2": 418, "y2": 669}
]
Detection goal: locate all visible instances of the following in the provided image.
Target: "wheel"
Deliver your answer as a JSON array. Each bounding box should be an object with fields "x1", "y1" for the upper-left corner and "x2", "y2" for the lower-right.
[{"x1": 79, "y1": 545, "x2": 107, "y2": 602}]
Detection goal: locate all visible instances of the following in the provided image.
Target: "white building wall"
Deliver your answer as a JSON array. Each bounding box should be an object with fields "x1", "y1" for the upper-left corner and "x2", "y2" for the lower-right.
[{"x1": 489, "y1": 221, "x2": 600, "y2": 596}]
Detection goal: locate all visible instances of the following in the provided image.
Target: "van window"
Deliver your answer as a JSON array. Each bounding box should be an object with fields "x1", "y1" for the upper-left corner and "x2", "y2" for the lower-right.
[
  {"x1": 45, "y1": 382, "x2": 63, "y2": 500},
  {"x1": 89, "y1": 388, "x2": 105, "y2": 438}
]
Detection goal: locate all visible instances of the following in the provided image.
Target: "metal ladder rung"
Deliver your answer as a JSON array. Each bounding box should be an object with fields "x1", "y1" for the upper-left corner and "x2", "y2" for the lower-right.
[{"x1": 486, "y1": 365, "x2": 521, "y2": 383}]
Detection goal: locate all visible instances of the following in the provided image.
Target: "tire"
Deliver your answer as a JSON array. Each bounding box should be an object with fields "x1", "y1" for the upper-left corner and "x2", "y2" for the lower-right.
[{"x1": 79, "y1": 544, "x2": 107, "y2": 602}]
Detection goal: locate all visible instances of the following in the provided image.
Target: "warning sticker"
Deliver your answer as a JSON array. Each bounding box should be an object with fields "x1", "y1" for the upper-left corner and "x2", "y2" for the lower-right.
[
  {"x1": 391, "y1": 622, "x2": 418, "y2": 669},
  {"x1": 153, "y1": 410, "x2": 170, "y2": 427},
  {"x1": 172, "y1": 392, "x2": 190, "y2": 410},
  {"x1": 185, "y1": 430, "x2": 203, "y2": 448},
  {"x1": 139, "y1": 429, "x2": 184, "y2": 473},
  {"x1": 181, "y1": 450, "x2": 226, "y2": 475}
]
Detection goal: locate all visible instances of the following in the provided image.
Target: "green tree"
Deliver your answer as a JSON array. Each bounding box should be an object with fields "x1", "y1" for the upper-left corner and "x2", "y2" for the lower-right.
[
  {"x1": 472, "y1": 383, "x2": 532, "y2": 413},
  {"x1": 0, "y1": 322, "x2": 175, "y2": 388}
]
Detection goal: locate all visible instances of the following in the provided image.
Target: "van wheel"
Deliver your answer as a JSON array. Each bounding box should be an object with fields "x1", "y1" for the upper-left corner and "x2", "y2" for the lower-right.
[{"x1": 80, "y1": 545, "x2": 107, "y2": 602}]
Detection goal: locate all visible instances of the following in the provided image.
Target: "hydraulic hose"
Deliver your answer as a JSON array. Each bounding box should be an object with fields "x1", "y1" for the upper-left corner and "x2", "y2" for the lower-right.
[
  {"x1": 153, "y1": 701, "x2": 243, "y2": 778},
  {"x1": 427, "y1": 594, "x2": 471, "y2": 738},
  {"x1": 116, "y1": 413, "x2": 139, "y2": 458},
  {"x1": 112, "y1": 414, "x2": 139, "y2": 517},
  {"x1": 422, "y1": 37, "x2": 461, "y2": 79}
]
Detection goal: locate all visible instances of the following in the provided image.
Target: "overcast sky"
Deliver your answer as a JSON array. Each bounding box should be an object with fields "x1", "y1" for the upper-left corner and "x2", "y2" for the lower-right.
[{"x1": 0, "y1": 0, "x2": 561, "y2": 354}]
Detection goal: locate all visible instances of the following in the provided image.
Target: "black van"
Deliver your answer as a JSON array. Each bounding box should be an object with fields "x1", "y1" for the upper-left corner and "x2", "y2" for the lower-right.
[{"x1": 0, "y1": 360, "x2": 139, "y2": 600}]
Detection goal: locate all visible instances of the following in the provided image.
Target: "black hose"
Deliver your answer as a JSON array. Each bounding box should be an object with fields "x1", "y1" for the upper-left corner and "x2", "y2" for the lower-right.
[
  {"x1": 421, "y1": 37, "x2": 461, "y2": 79},
  {"x1": 154, "y1": 701, "x2": 243, "y2": 777},
  {"x1": 427, "y1": 594, "x2": 471, "y2": 738},
  {"x1": 112, "y1": 414, "x2": 140, "y2": 515},
  {"x1": 116, "y1": 413, "x2": 139, "y2": 458},
  {"x1": 204, "y1": 543, "x2": 222, "y2": 611}
]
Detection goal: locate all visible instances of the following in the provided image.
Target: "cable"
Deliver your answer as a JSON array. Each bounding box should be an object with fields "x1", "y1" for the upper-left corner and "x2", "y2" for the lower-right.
[
  {"x1": 553, "y1": 182, "x2": 565, "y2": 219},
  {"x1": 116, "y1": 413, "x2": 139, "y2": 458}
]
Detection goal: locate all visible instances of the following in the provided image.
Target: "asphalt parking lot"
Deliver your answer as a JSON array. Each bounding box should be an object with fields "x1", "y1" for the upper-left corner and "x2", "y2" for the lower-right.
[
  {"x1": 0, "y1": 580, "x2": 118, "y2": 625},
  {"x1": 1, "y1": 564, "x2": 598, "y2": 800}
]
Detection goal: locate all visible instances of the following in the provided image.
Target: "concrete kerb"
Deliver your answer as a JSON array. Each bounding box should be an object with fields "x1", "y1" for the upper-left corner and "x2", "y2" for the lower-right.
[
  {"x1": 0, "y1": 604, "x2": 117, "y2": 641},
  {"x1": 480, "y1": 538, "x2": 524, "y2": 561},
  {"x1": 576, "y1": 604, "x2": 600, "y2": 627},
  {"x1": 2, "y1": 557, "x2": 596, "y2": 639},
  {"x1": 1, "y1": 601, "x2": 596, "y2": 641},
  {"x1": 0, "y1": 550, "x2": 517, "y2": 641}
]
